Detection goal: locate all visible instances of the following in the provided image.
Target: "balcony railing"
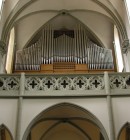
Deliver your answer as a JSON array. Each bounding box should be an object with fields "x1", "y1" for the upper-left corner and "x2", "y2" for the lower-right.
[{"x1": 0, "y1": 72, "x2": 130, "y2": 97}]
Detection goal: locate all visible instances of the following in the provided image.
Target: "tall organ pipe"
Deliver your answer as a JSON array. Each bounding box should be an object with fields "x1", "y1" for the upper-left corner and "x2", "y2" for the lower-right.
[{"x1": 15, "y1": 24, "x2": 114, "y2": 71}]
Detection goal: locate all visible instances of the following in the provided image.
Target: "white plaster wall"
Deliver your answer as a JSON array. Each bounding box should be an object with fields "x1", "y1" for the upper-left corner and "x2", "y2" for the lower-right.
[
  {"x1": 112, "y1": 97, "x2": 130, "y2": 138},
  {"x1": 15, "y1": 11, "x2": 114, "y2": 50},
  {"x1": 21, "y1": 98, "x2": 109, "y2": 140},
  {"x1": 71, "y1": 11, "x2": 114, "y2": 49},
  {"x1": 0, "y1": 99, "x2": 18, "y2": 139},
  {"x1": 15, "y1": 12, "x2": 57, "y2": 50}
]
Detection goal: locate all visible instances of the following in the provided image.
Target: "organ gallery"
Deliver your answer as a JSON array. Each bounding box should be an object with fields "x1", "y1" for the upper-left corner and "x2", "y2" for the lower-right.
[{"x1": 14, "y1": 14, "x2": 115, "y2": 73}]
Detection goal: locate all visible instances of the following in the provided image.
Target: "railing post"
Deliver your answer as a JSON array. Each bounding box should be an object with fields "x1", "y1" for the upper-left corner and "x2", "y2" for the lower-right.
[
  {"x1": 104, "y1": 72, "x2": 115, "y2": 140},
  {"x1": 15, "y1": 73, "x2": 25, "y2": 140}
]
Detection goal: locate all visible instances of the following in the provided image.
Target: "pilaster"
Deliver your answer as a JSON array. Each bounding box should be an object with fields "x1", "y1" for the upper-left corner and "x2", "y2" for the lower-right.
[
  {"x1": 104, "y1": 72, "x2": 115, "y2": 140},
  {"x1": 15, "y1": 73, "x2": 25, "y2": 140}
]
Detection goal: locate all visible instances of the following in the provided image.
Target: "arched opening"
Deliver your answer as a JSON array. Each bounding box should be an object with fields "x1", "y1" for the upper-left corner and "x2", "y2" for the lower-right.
[
  {"x1": 118, "y1": 122, "x2": 130, "y2": 140},
  {"x1": 23, "y1": 103, "x2": 108, "y2": 140},
  {"x1": 5, "y1": 27, "x2": 15, "y2": 74},
  {"x1": 0, "y1": 124, "x2": 13, "y2": 140}
]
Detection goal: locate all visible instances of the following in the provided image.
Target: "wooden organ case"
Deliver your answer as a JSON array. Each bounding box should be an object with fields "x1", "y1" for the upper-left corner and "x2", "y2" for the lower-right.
[{"x1": 14, "y1": 25, "x2": 115, "y2": 74}]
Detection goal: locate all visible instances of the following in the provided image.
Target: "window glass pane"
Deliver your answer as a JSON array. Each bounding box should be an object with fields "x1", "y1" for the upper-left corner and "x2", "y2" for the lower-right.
[
  {"x1": 6, "y1": 27, "x2": 15, "y2": 73},
  {"x1": 114, "y1": 25, "x2": 124, "y2": 72}
]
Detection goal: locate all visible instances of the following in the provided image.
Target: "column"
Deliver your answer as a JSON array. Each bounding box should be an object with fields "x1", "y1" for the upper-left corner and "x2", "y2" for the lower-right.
[
  {"x1": 15, "y1": 73, "x2": 25, "y2": 140},
  {"x1": 104, "y1": 72, "x2": 115, "y2": 140},
  {"x1": 122, "y1": 39, "x2": 130, "y2": 72}
]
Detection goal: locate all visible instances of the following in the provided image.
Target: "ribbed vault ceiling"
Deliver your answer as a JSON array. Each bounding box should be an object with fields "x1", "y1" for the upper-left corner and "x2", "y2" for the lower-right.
[{"x1": 1, "y1": 0, "x2": 127, "y2": 51}]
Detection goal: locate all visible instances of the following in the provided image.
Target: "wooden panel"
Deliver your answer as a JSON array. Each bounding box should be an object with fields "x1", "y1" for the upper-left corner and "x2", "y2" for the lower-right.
[
  {"x1": 53, "y1": 62, "x2": 75, "y2": 70},
  {"x1": 41, "y1": 64, "x2": 53, "y2": 71},
  {"x1": 13, "y1": 63, "x2": 115, "y2": 74},
  {"x1": 13, "y1": 70, "x2": 40, "y2": 73},
  {"x1": 88, "y1": 69, "x2": 115, "y2": 73},
  {"x1": 75, "y1": 64, "x2": 88, "y2": 71}
]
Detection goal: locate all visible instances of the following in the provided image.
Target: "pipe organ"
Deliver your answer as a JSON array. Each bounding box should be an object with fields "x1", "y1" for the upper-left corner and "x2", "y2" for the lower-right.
[{"x1": 14, "y1": 25, "x2": 114, "y2": 73}]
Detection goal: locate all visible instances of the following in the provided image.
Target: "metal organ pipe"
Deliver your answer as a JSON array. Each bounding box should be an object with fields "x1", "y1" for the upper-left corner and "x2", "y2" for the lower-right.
[
  {"x1": 15, "y1": 24, "x2": 114, "y2": 71},
  {"x1": 49, "y1": 25, "x2": 51, "y2": 64}
]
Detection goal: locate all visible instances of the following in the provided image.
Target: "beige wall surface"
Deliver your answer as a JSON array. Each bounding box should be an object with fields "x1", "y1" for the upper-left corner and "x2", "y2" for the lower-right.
[
  {"x1": 21, "y1": 98, "x2": 109, "y2": 139},
  {"x1": 71, "y1": 11, "x2": 114, "y2": 49},
  {"x1": 15, "y1": 11, "x2": 114, "y2": 50},
  {"x1": 15, "y1": 12, "x2": 57, "y2": 50},
  {"x1": 0, "y1": 97, "x2": 130, "y2": 140},
  {"x1": 112, "y1": 97, "x2": 130, "y2": 138},
  {"x1": 0, "y1": 99, "x2": 18, "y2": 139}
]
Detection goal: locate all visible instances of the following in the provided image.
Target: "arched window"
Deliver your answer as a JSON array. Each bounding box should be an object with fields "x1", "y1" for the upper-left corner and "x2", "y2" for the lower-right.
[{"x1": 6, "y1": 27, "x2": 15, "y2": 73}]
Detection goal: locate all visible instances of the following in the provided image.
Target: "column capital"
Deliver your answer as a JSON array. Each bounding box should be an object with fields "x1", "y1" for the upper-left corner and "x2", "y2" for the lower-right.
[
  {"x1": 122, "y1": 39, "x2": 130, "y2": 54},
  {"x1": 0, "y1": 41, "x2": 6, "y2": 56}
]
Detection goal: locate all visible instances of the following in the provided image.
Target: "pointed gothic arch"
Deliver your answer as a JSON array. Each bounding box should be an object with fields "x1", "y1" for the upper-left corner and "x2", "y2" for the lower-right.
[
  {"x1": 22, "y1": 12, "x2": 105, "y2": 49},
  {"x1": 0, "y1": 124, "x2": 13, "y2": 140},
  {"x1": 13, "y1": 11, "x2": 115, "y2": 73},
  {"x1": 117, "y1": 122, "x2": 130, "y2": 140},
  {"x1": 22, "y1": 102, "x2": 109, "y2": 140}
]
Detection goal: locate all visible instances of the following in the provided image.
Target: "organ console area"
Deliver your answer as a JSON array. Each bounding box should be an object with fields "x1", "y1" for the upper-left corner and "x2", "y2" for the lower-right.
[{"x1": 14, "y1": 24, "x2": 115, "y2": 74}]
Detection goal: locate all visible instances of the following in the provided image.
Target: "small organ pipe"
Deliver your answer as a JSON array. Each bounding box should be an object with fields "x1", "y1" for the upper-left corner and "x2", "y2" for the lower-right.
[
  {"x1": 44, "y1": 29, "x2": 47, "y2": 64},
  {"x1": 74, "y1": 29, "x2": 77, "y2": 63},
  {"x1": 51, "y1": 28, "x2": 54, "y2": 64}
]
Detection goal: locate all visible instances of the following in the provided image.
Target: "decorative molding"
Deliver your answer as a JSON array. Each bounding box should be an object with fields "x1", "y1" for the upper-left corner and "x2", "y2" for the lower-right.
[
  {"x1": 0, "y1": 73, "x2": 130, "y2": 94},
  {"x1": 110, "y1": 74, "x2": 130, "y2": 89},
  {"x1": 0, "y1": 75, "x2": 20, "y2": 91},
  {"x1": 122, "y1": 39, "x2": 130, "y2": 53},
  {"x1": 25, "y1": 75, "x2": 105, "y2": 91}
]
